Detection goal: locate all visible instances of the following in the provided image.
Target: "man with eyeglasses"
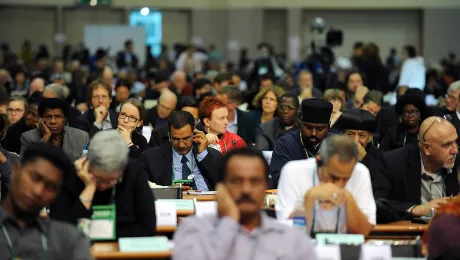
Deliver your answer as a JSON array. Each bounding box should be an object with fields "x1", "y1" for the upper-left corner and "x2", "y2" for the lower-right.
[
  {"x1": 375, "y1": 116, "x2": 459, "y2": 223},
  {"x1": 270, "y1": 98, "x2": 333, "y2": 188},
  {"x1": 255, "y1": 93, "x2": 300, "y2": 151},
  {"x1": 142, "y1": 111, "x2": 221, "y2": 190},
  {"x1": 75, "y1": 80, "x2": 118, "y2": 138}
]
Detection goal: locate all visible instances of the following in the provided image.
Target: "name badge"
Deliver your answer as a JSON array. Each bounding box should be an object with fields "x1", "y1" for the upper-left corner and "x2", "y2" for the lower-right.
[
  {"x1": 155, "y1": 201, "x2": 177, "y2": 227},
  {"x1": 194, "y1": 201, "x2": 217, "y2": 218},
  {"x1": 89, "y1": 204, "x2": 117, "y2": 241},
  {"x1": 315, "y1": 245, "x2": 341, "y2": 260},
  {"x1": 359, "y1": 244, "x2": 392, "y2": 260}
]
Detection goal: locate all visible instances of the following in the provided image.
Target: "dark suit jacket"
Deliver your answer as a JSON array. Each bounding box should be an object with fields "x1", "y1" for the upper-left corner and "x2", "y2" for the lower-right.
[
  {"x1": 141, "y1": 143, "x2": 222, "y2": 190},
  {"x1": 379, "y1": 123, "x2": 419, "y2": 152},
  {"x1": 375, "y1": 146, "x2": 459, "y2": 223},
  {"x1": 238, "y1": 110, "x2": 261, "y2": 145},
  {"x1": 255, "y1": 117, "x2": 300, "y2": 151},
  {"x1": 68, "y1": 106, "x2": 82, "y2": 128},
  {"x1": 20, "y1": 126, "x2": 89, "y2": 162},
  {"x1": 149, "y1": 126, "x2": 169, "y2": 148},
  {"x1": 74, "y1": 109, "x2": 118, "y2": 138},
  {"x1": 50, "y1": 159, "x2": 156, "y2": 238},
  {"x1": 3, "y1": 118, "x2": 34, "y2": 154},
  {"x1": 450, "y1": 113, "x2": 460, "y2": 146},
  {"x1": 375, "y1": 105, "x2": 400, "y2": 144}
]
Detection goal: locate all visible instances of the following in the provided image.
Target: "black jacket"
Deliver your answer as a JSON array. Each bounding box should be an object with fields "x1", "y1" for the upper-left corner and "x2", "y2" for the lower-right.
[
  {"x1": 68, "y1": 106, "x2": 83, "y2": 128},
  {"x1": 361, "y1": 144, "x2": 382, "y2": 186},
  {"x1": 254, "y1": 117, "x2": 300, "y2": 151},
  {"x1": 375, "y1": 146, "x2": 459, "y2": 223},
  {"x1": 74, "y1": 109, "x2": 118, "y2": 138},
  {"x1": 149, "y1": 126, "x2": 169, "y2": 148},
  {"x1": 50, "y1": 159, "x2": 156, "y2": 238},
  {"x1": 141, "y1": 143, "x2": 222, "y2": 190},
  {"x1": 3, "y1": 118, "x2": 34, "y2": 154},
  {"x1": 379, "y1": 123, "x2": 419, "y2": 152}
]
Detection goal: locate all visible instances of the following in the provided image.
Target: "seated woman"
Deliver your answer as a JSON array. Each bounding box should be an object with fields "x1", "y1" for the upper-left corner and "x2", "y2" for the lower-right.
[
  {"x1": 50, "y1": 130, "x2": 156, "y2": 238},
  {"x1": 117, "y1": 98, "x2": 149, "y2": 158},
  {"x1": 379, "y1": 89, "x2": 426, "y2": 152},
  {"x1": 199, "y1": 96, "x2": 246, "y2": 154},
  {"x1": 243, "y1": 85, "x2": 286, "y2": 144},
  {"x1": 324, "y1": 89, "x2": 344, "y2": 127},
  {"x1": 425, "y1": 196, "x2": 460, "y2": 260}
]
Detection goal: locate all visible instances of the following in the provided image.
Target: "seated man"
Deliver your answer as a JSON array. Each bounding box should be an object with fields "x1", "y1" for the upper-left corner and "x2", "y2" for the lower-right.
[
  {"x1": 144, "y1": 89, "x2": 177, "y2": 129},
  {"x1": 174, "y1": 148, "x2": 316, "y2": 260},
  {"x1": 20, "y1": 98, "x2": 89, "y2": 162},
  {"x1": 43, "y1": 83, "x2": 82, "y2": 128},
  {"x1": 0, "y1": 143, "x2": 92, "y2": 259},
  {"x1": 75, "y1": 80, "x2": 118, "y2": 138},
  {"x1": 270, "y1": 98, "x2": 332, "y2": 188},
  {"x1": 51, "y1": 130, "x2": 156, "y2": 238},
  {"x1": 375, "y1": 116, "x2": 459, "y2": 223},
  {"x1": 334, "y1": 109, "x2": 381, "y2": 183},
  {"x1": 276, "y1": 135, "x2": 375, "y2": 236},
  {"x1": 142, "y1": 111, "x2": 221, "y2": 190},
  {"x1": 149, "y1": 96, "x2": 198, "y2": 147},
  {"x1": 255, "y1": 93, "x2": 300, "y2": 151}
]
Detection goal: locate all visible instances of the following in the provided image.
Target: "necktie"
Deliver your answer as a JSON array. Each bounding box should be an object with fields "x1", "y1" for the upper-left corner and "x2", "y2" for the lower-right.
[{"x1": 181, "y1": 156, "x2": 192, "y2": 180}]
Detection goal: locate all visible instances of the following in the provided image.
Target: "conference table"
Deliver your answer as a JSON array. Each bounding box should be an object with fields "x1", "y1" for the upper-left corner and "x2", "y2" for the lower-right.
[{"x1": 91, "y1": 242, "x2": 172, "y2": 259}]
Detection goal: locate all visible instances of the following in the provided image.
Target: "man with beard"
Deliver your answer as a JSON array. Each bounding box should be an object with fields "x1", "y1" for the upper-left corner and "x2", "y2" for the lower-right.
[
  {"x1": 375, "y1": 116, "x2": 459, "y2": 223},
  {"x1": 270, "y1": 98, "x2": 332, "y2": 188},
  {"x1": 173, "y1": 148, "x2": 316, "y2": 260},
  {"x1": 255, "y1": 93, "x2": 300, "y2": 151}
]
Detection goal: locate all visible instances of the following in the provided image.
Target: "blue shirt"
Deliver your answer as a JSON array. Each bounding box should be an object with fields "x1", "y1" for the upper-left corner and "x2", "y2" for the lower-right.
[{"x1": 172, "y1": 148, "x2": 209, "y2": 191}]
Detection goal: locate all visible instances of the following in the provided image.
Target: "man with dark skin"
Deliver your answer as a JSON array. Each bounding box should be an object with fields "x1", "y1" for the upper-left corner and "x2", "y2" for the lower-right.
[
  {"x1": 255, "y1": 93, "x2": 300, "y2": 151},
  {"x1": 0, "y1": 143, "x2": 92, "y2": 259},
  {"x1": 270, "y1": 98, "x2": 332, "y2": 188}
]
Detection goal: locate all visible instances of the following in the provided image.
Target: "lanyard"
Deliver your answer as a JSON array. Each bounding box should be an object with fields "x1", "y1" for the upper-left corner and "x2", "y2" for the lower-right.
[
  {"x1": 110, "y1": 186, "x2": 116, "y2": 205},
  {"x1": 299, "y1": 132, "x2": 315, "y2": 158},
  {"x1": 2, "y1": 225, "x2": 48, "y2": 260},
  {"x1": 310, "y1": 166, "x2": 341, "y2": 238}
]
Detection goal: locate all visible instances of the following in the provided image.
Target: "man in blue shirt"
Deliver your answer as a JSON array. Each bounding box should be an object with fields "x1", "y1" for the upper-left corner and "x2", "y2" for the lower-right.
[{"x1": 142, "y1": 111, "x2": 222, "y2": 190}]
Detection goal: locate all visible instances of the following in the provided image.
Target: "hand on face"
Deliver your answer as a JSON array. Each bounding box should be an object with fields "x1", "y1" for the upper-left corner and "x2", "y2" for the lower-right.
[
  {"x1": 94, "y1": 106, "x2": 108, "y2": 124},
  {"x1": 312, "y1": 182, "x2": 347, "y2": 207},
  {"x1": 356, "y1": 141, "x2": 367, "y2": 161},
  {"x1": 75, "y1": 156, "x2": 96, "y2": 188},
  {"x1": 39, "y1": 119, "x2": 51, "y2": 141},
  {"x1": 117, "y1": 126, "x2": 133, "y2": 145},
  {"x1": 193, "y1": 129, "x2": 209, "y2": 153},
  {"x1": 216, "y1": 183, "x2": 240, "y2": 222}
]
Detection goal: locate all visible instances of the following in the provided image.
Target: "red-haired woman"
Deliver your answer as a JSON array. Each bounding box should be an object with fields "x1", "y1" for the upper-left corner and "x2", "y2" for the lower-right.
[{"x1": 198, "y1": 96, "x2": 247, "y2": 153}]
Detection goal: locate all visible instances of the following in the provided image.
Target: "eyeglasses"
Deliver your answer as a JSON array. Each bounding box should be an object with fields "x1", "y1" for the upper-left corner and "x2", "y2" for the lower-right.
[
  {"x1": 119, "y1": 112, "x2": 139, "y2": 123},
  {"x1": 422, "y1": 115, "x2": 452, "y2": 142},
  {"x1": 92, "y1": 95, "x2": 110, "y2": 101},
  {"x1": 278, "y1": 105, "x2": 296, "y2": 111},
  {"x1": 91, "y1": 175, "x2": 120, "y2": 185},
  {"x1": 401, "y1": 109, "x2": 420, "y2": 117},
  {"x1": 445, "y1": 93, "x2": 459, "y2": 101},
  {"x1": 169, "y1": 136, "x2": 193, "y2": 145},
  {"x1": 7, "y1": 108, "x2": 24, "y2": 114}
]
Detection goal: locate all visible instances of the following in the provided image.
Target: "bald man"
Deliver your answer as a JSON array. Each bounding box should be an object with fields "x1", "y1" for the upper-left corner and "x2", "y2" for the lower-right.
[
  {"x1": 28, "y1": 78, "x2": 45, "y2": 97},
  {"x1": 374, "y1": 116, "x2": 459, "y2": 223},
  {"x1": 144, "y1": 89, "x2": 178, "y2": 129}
]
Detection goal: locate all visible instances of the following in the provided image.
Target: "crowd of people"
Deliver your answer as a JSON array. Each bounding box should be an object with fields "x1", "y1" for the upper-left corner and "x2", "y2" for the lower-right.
[{"x1": 0, "y1": 38, "x2": 460, "y2": 259}]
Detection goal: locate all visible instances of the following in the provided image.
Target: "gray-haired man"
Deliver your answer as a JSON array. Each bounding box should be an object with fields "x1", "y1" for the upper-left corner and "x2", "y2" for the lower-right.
[{"x1": 276, "y1": 135, "x2": 376, "y2": 236}]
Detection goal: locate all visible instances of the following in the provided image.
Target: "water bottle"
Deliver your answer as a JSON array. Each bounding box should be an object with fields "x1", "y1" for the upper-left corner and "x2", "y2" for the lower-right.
[{"x1": 81, "y1": 145, "x2": 88, "y2": 157}]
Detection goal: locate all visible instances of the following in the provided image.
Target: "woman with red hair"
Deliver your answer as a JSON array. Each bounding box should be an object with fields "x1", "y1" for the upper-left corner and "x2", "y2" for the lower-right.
[{"x1": 199, "y1": 96, "x2": 246, "y2": 153}]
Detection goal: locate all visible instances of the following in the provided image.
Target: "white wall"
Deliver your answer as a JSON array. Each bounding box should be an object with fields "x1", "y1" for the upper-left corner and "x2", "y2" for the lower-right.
[
  {"x1": 0, "y1": 7, "x2": 56, "y2": 54},
  {"x1": 162, "y1": 11, "x2": 190, "y2": 46},
  {"x1": 303, "y1": 10, "x2": 421, "y2": 59},
  {"x1": 423, "y1": 9, "x2": 460, "y2": 64},
  {"x1": 263, "y1": 10, "x2": 287, "y2": 55},
  {"x1": 63, "y1": 7, "x2": 125, "y2": 45}
]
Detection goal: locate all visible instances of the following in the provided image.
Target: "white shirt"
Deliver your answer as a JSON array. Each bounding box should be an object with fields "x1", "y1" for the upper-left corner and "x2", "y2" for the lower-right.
[
  {"x1": 398, "y1": 57, "x2": 426, "y2": 90},
  {"x1": 227, "y1": 110, "x2": 238, "y2": 134},
  {"x1": 275, "y1": 158, "x2": 376, "y2": 226}
]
